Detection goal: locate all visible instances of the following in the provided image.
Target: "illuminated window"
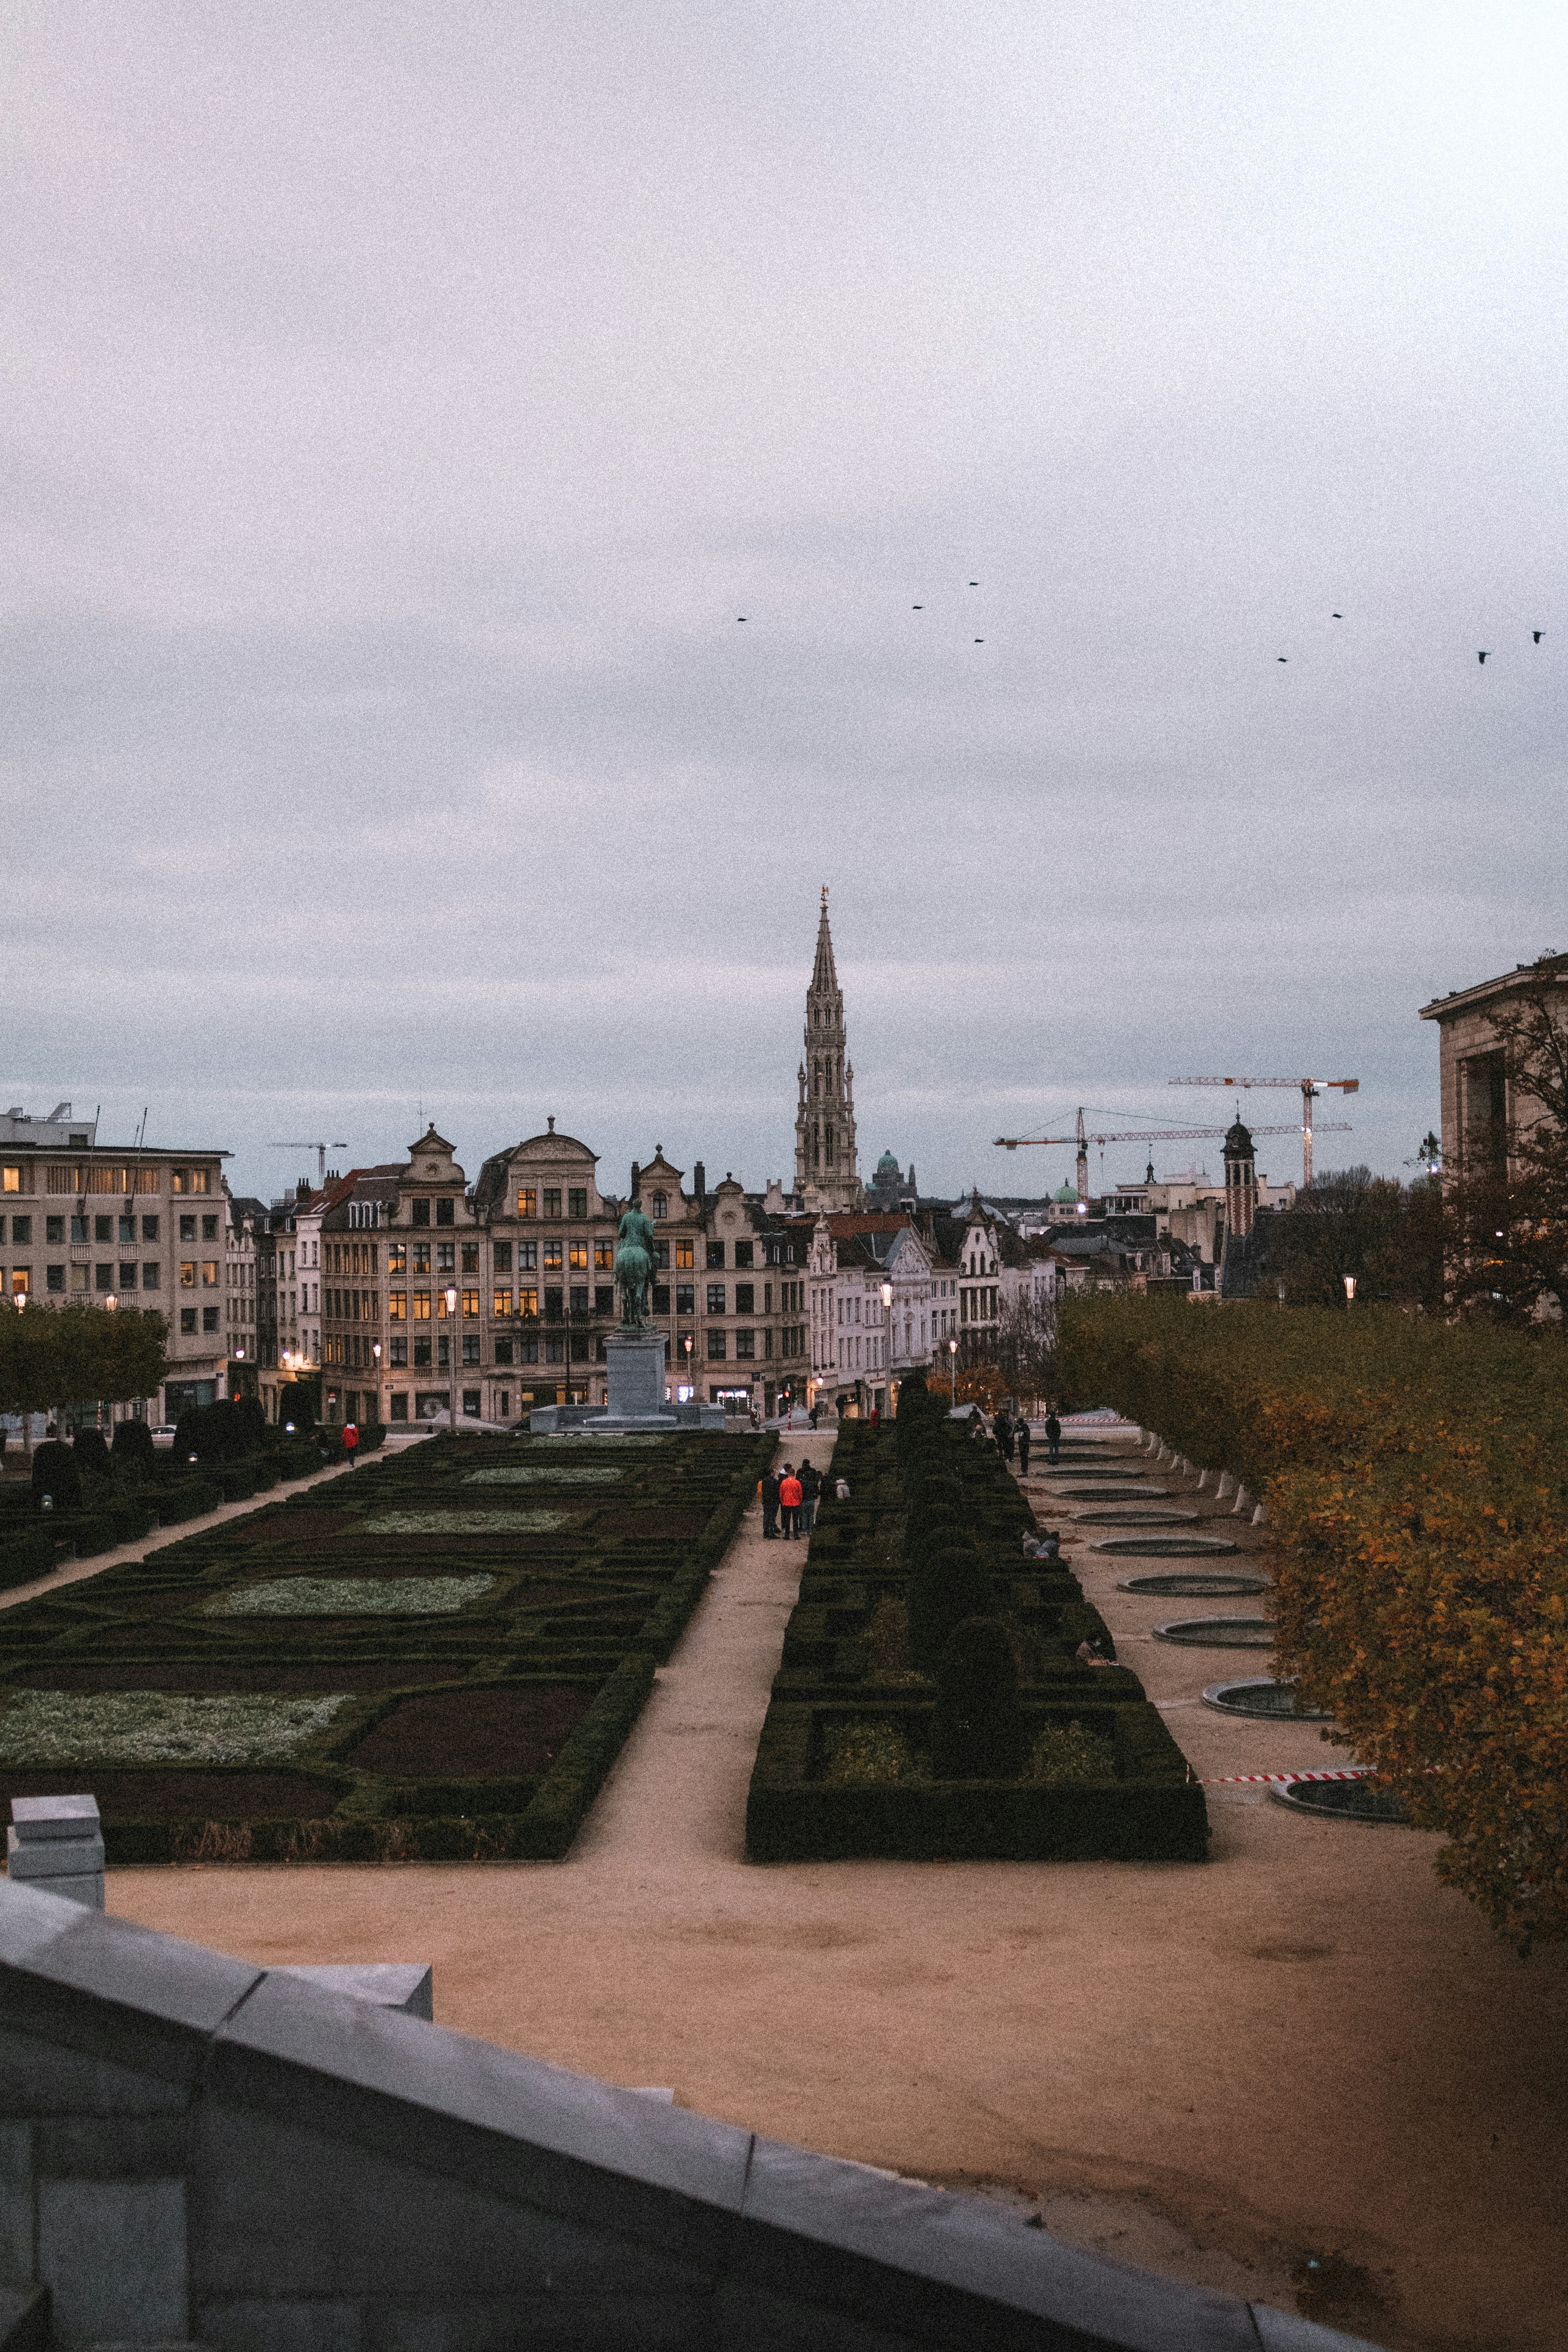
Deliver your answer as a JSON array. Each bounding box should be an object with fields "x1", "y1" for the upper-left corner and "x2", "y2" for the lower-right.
[
  {"x1": 389, "y1": 1292, "x2": 407, "y2": 1321},
  {"x1": 518, "y1": 1287, "x2": 539, "y2": 1318},
  {"x1": 438, "y1": 1290, "x2": 454, "y2": 1320},
  {"x1": 413, "y1": 1242, "x2": 431, "y2": 1274},
  {"x1": 594, "y1": 1239, "x2": 614, "y2": 1270},
  {"x1": 133, "y1": 1168, "x2": 159, "y2": 1194},
  {"x1": 543, "y1": 1240, "x2": 563, "y2": 1271},
  {"x1": 462, "y1": 1288, "x2": 480, "y2": 1318},
  {"x1": 201, "y1": 1262, "x2": 219, "y2": 1287},
  {"x1": 11, "y1": 1270, "x2": 29, "y2": 1297},
  {"x1": 568, "y1": 1187, "x2": 588, "y2": 1219},
  {"x1": 516, "y1": 1188, "x2": 536, "y2": 1217},
  {"x1": 493, "y1": 1287, "x2": 513, "y2": 1317},
  {"x1": 543, "y1": 1190, "x2": 561, "y2": 1218},
  {"x1": 180, "y1": 1261, "x2": 196, "y2": 1288},
  {"x1": 568, "y1": 1242, "x2": 588, "y2": 1270},
  {"x1": 412, "y1": 1291, "x2": 430, "y2": 1320},
  {"x1": 1, "y1": 1169, "x2": 17, "y2": 1194},
  {"x1": 673, "y1": 1238, "x2": 694, "y2": 1269},
  {"x1": 388, "y1": 1242, "x2": 406, "y2": 1273}
]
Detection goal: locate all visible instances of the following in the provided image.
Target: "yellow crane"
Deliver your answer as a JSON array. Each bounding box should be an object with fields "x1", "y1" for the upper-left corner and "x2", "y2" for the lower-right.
[{"x1": 1167, "y1": 1077, "x2": 1359, "y2": 1188}]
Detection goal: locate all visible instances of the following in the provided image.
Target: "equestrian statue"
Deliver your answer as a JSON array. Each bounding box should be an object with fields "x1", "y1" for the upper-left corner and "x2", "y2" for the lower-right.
[{"x1": 613, "y1": 1202, "x2": 657, "y2": 1331}]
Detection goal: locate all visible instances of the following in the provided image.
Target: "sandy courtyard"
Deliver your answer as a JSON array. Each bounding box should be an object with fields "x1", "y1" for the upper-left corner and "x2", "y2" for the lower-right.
[{"x1": 62, "y1": 1431, "x2": 1568, "y2": 2351}]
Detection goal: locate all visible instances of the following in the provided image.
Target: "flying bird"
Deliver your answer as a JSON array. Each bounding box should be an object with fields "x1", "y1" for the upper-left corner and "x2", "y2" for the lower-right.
[
  {"x1": 737, "y1": 616, "x2": 747, "y2": 622},
  {"x1": 1277, "y1": 657, "x2": 1288, "y2": 663},
  {"x1": 1534, "y1": 630, "x2": 1544, "y2": 643},
  {"x1": 913, "y1": 604, "x2": 923, "y2": 610},
  {"x1": 974, "y1": 637, "x2": 984, "y2": 644},
  {"x1": 969, "y1": 581, "x2": 979, "y2": 587},
  {"x1": 1332, "y1": 611, "x2": 1342, "y2": 619},
  {"x1": 1478, "y1": 650, "x2": 1489, "y2": 664}
]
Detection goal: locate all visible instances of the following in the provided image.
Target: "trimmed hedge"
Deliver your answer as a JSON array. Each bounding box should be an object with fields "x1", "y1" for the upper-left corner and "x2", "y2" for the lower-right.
[
  {"x1": 2, "y1": 1427, "x2": 772, "y2": 1865},
  {"x1": 745, "y1": 1376, "x2": 1204, "y2": 1861}
]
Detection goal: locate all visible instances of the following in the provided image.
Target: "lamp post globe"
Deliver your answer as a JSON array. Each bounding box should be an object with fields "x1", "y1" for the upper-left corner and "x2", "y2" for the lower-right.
[{"x1": 444, "y1": 1285, "x2": 459, "y2": 1428}]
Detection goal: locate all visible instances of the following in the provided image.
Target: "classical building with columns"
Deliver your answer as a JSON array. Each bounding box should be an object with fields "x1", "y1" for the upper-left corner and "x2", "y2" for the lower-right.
[{"x1": 794, "y1": 889, "x2": 862, "y2": 1213}]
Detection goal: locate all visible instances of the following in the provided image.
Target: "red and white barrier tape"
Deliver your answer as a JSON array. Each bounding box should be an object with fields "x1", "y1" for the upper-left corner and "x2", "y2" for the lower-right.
[{"x1": 1199, "y1": 1767, "x2": 1372, "y2": 1788}]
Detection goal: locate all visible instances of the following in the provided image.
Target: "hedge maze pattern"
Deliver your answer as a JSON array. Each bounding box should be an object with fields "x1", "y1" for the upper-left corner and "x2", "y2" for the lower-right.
[
  {"x1": 746, "y1": 1406, "x2": 1207, "y2": 1862},
  {"x1": 0, "y1": 1429, "x2": 771, "y2": 1863}
]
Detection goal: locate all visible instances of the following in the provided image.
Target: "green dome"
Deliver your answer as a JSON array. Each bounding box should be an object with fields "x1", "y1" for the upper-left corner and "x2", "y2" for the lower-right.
[
  {"x1": 1052, "y1": 1181, "x2": 1078, "y2": 1203},
  {"x1": 875, "y1": 1149, "x2": 901, "y2": 1176}
]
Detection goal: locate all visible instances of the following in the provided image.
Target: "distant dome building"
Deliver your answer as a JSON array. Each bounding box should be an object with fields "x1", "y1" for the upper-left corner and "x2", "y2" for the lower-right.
[{"x1": 867, "y1": 1149, "x2": 919, "y2": 1213}]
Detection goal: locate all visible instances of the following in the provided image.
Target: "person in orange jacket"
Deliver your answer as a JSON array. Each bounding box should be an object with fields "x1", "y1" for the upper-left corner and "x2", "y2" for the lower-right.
[
  {"x1": 778, "y1": 1464, "x2": 804, "y2": 1539},
  {"x1": 343, "y1": 1420, "x2": 359, "y2": 1468}
]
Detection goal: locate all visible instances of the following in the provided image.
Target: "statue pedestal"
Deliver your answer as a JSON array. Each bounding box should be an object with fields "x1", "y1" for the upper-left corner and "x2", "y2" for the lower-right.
[
  {"x1": 604, "y1": 1331, "x2": 668, "y2": 1420},
  {"x1": 529, "y1": 1329, "x2": 726, "y2": 1435}
]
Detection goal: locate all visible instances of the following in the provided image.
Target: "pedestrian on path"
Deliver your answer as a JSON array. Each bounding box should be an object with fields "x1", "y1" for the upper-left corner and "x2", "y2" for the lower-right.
[
  {"x1": 762, "y1": 1465, "x2": 782, "y2": 1538},
  {"x1": 343, "y1": 1421, "x2": 359, "y2": 1468},
  {"x1": 1045, "y1": 1408, "x2": 1061, "y2": 1465},
  {"x1": 994, "y1": 1407, "x2": 1014, "y2": 1463},
  {"x1": 798, "y1": 1458, "x2": 820, "y2": 1534},
  {"x1": 1016, "y1": 1418, "x2": 1031, "y2": 1475},
  {"x1": 779, "y1": 1465, "x2": 803, "y2": 1538}
]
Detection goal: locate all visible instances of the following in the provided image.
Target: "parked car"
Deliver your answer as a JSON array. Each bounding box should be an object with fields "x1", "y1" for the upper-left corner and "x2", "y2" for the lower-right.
[{"x1": 150, "y1": 1425, "x2": 178, "y2": 1449}]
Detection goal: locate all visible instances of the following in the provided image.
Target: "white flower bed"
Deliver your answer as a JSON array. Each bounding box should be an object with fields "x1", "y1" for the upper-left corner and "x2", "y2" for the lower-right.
[
  {"x1": 364, "y1": 1511, "x2": 570, "y2": 1534},
  {"x1": 209, "y1": 1575, "x2": 495, "y2": 1617},
  {"x1": 0, "y1": 1690, "x2": 351, "y2": 1767},
  {"x1": 465, "y1": 1467, "x2": 624, "y2": 1486}
]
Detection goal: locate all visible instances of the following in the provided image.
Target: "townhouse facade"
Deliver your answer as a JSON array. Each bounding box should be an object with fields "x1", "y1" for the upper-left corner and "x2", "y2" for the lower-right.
[{"x1": 804, "y1": 1213, "x2": 939, "y2": 1417}]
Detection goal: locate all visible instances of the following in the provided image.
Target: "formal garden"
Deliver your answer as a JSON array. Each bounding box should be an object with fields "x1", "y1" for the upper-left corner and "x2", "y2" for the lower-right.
[
  {"x1": 0, "y1": 1426, "x2": 771, "y2": 1863},
  {"x1": 746, "y1": 1378, "x2": 1206, "y2": 1862},
  {"x1": 1058, "y1": 1290, "x2": 1568, "y2": 1950}
]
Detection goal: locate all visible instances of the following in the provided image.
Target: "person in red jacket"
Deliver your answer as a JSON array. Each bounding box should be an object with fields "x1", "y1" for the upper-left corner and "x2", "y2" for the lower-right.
[
  {"x1": 343, "y1": 1420, "x2": 359, "y2": 1468},
  {"x1": 778, "y1": 1465, "x2": 804, "y2": 1539}
]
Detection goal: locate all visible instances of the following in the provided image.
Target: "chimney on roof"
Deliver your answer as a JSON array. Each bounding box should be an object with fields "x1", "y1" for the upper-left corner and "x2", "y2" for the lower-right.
[
  {"x1": 296, "y1": 1178, "x2": 310, "y2": 1201},
  {"x1": 692, "y1": 1161, "x2": 706, "y2": 1197},
  {"x1": 630, "y1": 1161, "x2": 641, "y2": 1198}
]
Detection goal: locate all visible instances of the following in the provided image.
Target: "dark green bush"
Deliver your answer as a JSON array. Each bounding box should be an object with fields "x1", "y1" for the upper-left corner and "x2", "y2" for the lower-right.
[
  {"x1": 219, "y1": 1465, "x2": 258, "y2": 1505},
  {"x1": 908, "y1": 1539, "x2": 996, "y2": 1674},
  {"x1": 65, "y1": 1511, "x2": 117, "y2": 1558},
  {"x1": 111, "y1": 1497, "x2": 157, "y2": 1543},
  {"x1": 932, "y1": 1616, "x2": 1028, "y2": 1781},
  {"x1": 111, "y1": 1419, "x2": 158, "y2": 1474},
  {"x1": 0, "y1": 1527, "x2": 66, "y2": 1591},
  {"x1": 72, "y1": 1428, "x2": 113, "y2": 1481},
  {"x1": 31, "y1": 1440, "x2": 81, "y2": 1512}
]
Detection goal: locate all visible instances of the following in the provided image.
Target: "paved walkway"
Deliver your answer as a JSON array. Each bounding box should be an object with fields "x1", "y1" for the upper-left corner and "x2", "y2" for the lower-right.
[
  {"x1": 96, "y1": 1429, "x2": 1568, "y2": 2352},
  {"x1": 574, "y1": 1432, "x2": 833, "y2": 1864}
]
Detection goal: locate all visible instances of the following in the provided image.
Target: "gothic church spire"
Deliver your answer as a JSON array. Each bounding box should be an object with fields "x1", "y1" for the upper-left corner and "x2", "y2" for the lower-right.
[{"x1": 794, "y1": 887, "x2": 861, "y2": 1210}]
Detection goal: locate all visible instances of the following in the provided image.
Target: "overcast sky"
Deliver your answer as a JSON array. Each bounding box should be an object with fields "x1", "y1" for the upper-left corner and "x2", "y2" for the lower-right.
[{"x1": 5, "y1": 4, "x2": 1566, "y2": 1205}]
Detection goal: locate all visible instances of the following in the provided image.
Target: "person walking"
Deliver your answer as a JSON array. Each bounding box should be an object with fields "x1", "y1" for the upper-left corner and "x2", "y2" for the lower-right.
[
  {"x1": 343, "y1": 1420, "x2": 359, "y2": 1469},
  {"x1": 762, "y1": 1464, "x2": 782, "y2": 1538},
  {"x1": 1045, "y1": 1407, "x2": 1062, "y2": 1465},
  {"x1": 1016, "y1": 1417, "x2": 1031, "y2": 1475},
  {"x1": 778, "y1": 1463, "x2": 803, "y2": 1539},
  {"x1": 798, "y1": 1457, "x2": 821, "y2": 1534},
  {"x1": 994, "y1": 1407, "x2": 1014, "y2": 1463},
  {"x1": 809, "y1": 1402, "x2": 820, "y2": 1431}
]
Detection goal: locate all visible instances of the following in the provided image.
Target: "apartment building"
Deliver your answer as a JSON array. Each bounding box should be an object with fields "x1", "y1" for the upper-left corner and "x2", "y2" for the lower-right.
[
  {"x1": 804, "y1": 1212, "x2": 938, "y2": 1417},
  {"x1": 0, "y1": 1105, "x2": 229, "y2": 1423}
]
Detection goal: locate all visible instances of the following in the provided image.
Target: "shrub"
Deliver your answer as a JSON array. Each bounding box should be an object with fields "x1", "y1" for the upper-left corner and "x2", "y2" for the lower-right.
[
  {"x1": 1030, "y1": 1719, "x2": 1118, "y2": 1784},
  {"x1": 72, "y1": 1428, "x2": 112, "y2": 1482},
  {"x1": 219, "y1": 1465, "x2": 258, "y2": 1505},
  {"x1": 31, "y1": 1439, "x2": 81, "y2": 1512},
  {"x1": 111, "y1": 1496, "x2": 157, "y2": 1543},
  {"x1": 233, "y1": 1394, "x2": 269, "y2": 1453},
  {"x1": 822, "y1": 1721, "x2": 922, "y2": 1785},
  {"x1": 932, "y1": 1617, "x2": 1027, "y2": 1781},
  {"x1": 907, "y1": 1539, "x2": 996, "y2": 1675},
  {"x1": 112, "y1": 1419, "x2": 157, "y2": 1474}
]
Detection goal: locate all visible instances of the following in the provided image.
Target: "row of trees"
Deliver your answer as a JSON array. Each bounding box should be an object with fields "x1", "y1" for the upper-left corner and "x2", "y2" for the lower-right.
[{"x1": 0, "y1": 1302, "x2": 169, "y2": 1440}]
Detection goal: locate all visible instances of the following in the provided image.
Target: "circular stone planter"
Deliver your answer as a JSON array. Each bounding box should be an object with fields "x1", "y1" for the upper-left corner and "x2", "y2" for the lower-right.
[
  {"x1": 1118, "y1": 1573, "x2": 1267, "y2": 1598},
  {"x1": 1091, "y1": 1534, "x2": 1240, "y2": 1556},
  {"x1": 1153, "y1": 1616, "x2": 1276, "y2": 1647},
  {"x1": 1202, "y1": 1678, "x2": 1335, "y2": 1722},
  {"x1": 1270, "y1": 1778, "x2": 1407, "y2": 1824},
  {"x1": 1055, "y1": 1485, "x2": 1171, "y2": 1502},
  {"x1": 1035, "y1": 1465, "x2": 1148, "y2": 1480},
  {"x1": 1071, "y1": 1507, "x2": 1200, "y2": 1526}
]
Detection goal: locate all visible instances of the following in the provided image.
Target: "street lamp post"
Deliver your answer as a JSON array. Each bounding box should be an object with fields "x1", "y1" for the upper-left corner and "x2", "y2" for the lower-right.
[
  {"x1": 444, "y1": 1284, "x2": 458, "y2": 1429},
  {"x1": 880, "y1": 1279, "x2": 893, "y2": 1418},
  {"x1": 948, "y1": 1334, "x2": 957, "y2": 1404},
  {"x1": 683, "y1": 1332, "x2": 693, "y2": 1399},
  {"x1": 372, "y1": 1339, "x2": 382, "y2": 1428}
]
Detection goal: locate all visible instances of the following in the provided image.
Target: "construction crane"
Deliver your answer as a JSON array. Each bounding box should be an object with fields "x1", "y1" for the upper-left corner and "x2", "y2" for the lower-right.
[
  {"x1": 1168, "y1": 1076, "x2": 1359, "y2": 1188},
  {"x1": 993, "y1": 1107, "x2": 1345, "y2": 1205},
  {"x1": 269, "y1": 1141, "x2": 348, "y2": 1187}
]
